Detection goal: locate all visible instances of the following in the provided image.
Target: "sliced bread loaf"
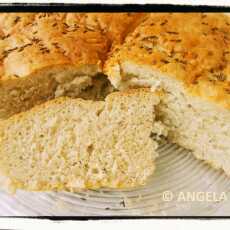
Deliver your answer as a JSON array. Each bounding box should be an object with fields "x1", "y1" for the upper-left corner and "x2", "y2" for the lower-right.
[
  {"x1": 105, "y1": 13, "x2": 230, "y2": 175},
  {"x1": 0, "y1": 13, "x2": 107, "y2": 119},
  {"x1": 0, "y1": 13, "x2": 146, "y2": 119},
  {"x1": 0, "y1": 89, "x2": 166, "y2": 192}
]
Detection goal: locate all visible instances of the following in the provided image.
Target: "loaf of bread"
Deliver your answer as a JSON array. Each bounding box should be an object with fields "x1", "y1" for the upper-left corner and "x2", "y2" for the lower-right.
[
  {"x1": 0, "y1": 13, "x2": 145, "y2": 119},
  {"x1": 105, "y1": 13, "x2": 230, "y2": 175},
  {"x1": 1, "y1": 13, "x2": 230, "y2": 193},
  {"x1": 0, "y1": 89, "x2": 166, "y2": 192}
]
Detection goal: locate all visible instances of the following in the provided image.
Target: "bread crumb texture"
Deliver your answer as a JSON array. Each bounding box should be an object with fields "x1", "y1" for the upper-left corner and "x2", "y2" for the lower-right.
[
  {"x1": 0, "y1": 13, "x2": 146, "y2": 119},
  {"x1": 105, "y1": 13, "x2": 230, "y2": 176},
  {"x1": 0, "y1": 89, "x2": 166, "y2": 192},
  {"x1": 1, "y1": 13, "x2": 230, "y2": 192},
  {"x1": 105, "y1": 13, "x2": 230, "y2": 110}
]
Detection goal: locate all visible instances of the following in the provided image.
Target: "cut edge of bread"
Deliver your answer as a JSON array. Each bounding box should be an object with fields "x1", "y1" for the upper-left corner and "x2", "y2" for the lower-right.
[
  {"x1": 0, "y1": 64, "x2": 114, "y2": 119},
  {"x1": 106, "y1": 60, "x2": 230, "y2": 176},
  {"x1": 0, "y1": 88, "x2": 167, "y2": 193}
]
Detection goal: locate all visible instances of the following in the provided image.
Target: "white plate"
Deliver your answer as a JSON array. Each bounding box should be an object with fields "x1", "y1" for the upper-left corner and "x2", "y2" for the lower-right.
[{"x1": 1, "y1": 142, "x2": 230, "y2": 216}]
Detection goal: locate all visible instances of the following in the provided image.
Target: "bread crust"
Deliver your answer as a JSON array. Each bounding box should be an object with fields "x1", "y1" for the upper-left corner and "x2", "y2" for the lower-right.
[
  {"x1": 0, "y1": 13, "x2": 146, "y2": 118},
  {"x1": 0, "y1": 14, "x2": 109, "y2": 79},
  {"x1": 105, "y1": 13, "x2": 230, "y2": 110},
  {"x1": 65, "y1": 13, "x2": 147, "y2": 46},
  {"x1": 0, "y1": 12, "x2": 146, "y2": 80},
  {"x1": 3, "y1": 13, "x2": 230, "y2": 111}
]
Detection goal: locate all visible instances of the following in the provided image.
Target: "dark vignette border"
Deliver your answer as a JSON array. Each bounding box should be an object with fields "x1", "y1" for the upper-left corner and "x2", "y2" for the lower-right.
[
  {"x1": 0, "y1": 2, "x2": 229, "y2": 220},
  {"x1": 0, "y1": 3, "x2": 229, "y2": 12},
  {"x1": 3, "y1": 216, "x2": 230, "y2": 220}
]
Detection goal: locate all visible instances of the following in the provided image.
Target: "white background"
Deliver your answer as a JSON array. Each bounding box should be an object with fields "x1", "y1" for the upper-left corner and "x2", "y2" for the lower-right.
[{"x1": 1, "y1": 218, "x2": 230, "y2": 229}]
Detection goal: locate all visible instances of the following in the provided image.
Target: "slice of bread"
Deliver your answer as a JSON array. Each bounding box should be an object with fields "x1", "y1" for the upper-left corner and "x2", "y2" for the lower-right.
[
  {"x1": 0, "y1": 13, "x2": 146, "y2": 119},
  {"x1": 0, "y1": 89, "x2": 166, "y2": 192},
  {"x1": 105, "y1": 13, "x2": 230, "y2": 175}
]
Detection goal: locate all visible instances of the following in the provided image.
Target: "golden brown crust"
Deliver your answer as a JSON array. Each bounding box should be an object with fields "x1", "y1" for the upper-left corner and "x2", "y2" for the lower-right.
[
  {"x1": 0, "y1": 13, "x2": 146, "y2": 80},
  {"x1": 105, "y1": 13, "x2": 230, "y2": 110},
  {"x1": 0, "y1": 13, "x2": 37, "y2": 35},
  {"x1": 0, "y1": 13, "x2": 146, "y2": 119},
  {"x1": 65, "y1": 13, "x2": 147, "y2": 46},
  {"x1": 0, "y1": 13, "x2": 111, "y2": 80}
]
